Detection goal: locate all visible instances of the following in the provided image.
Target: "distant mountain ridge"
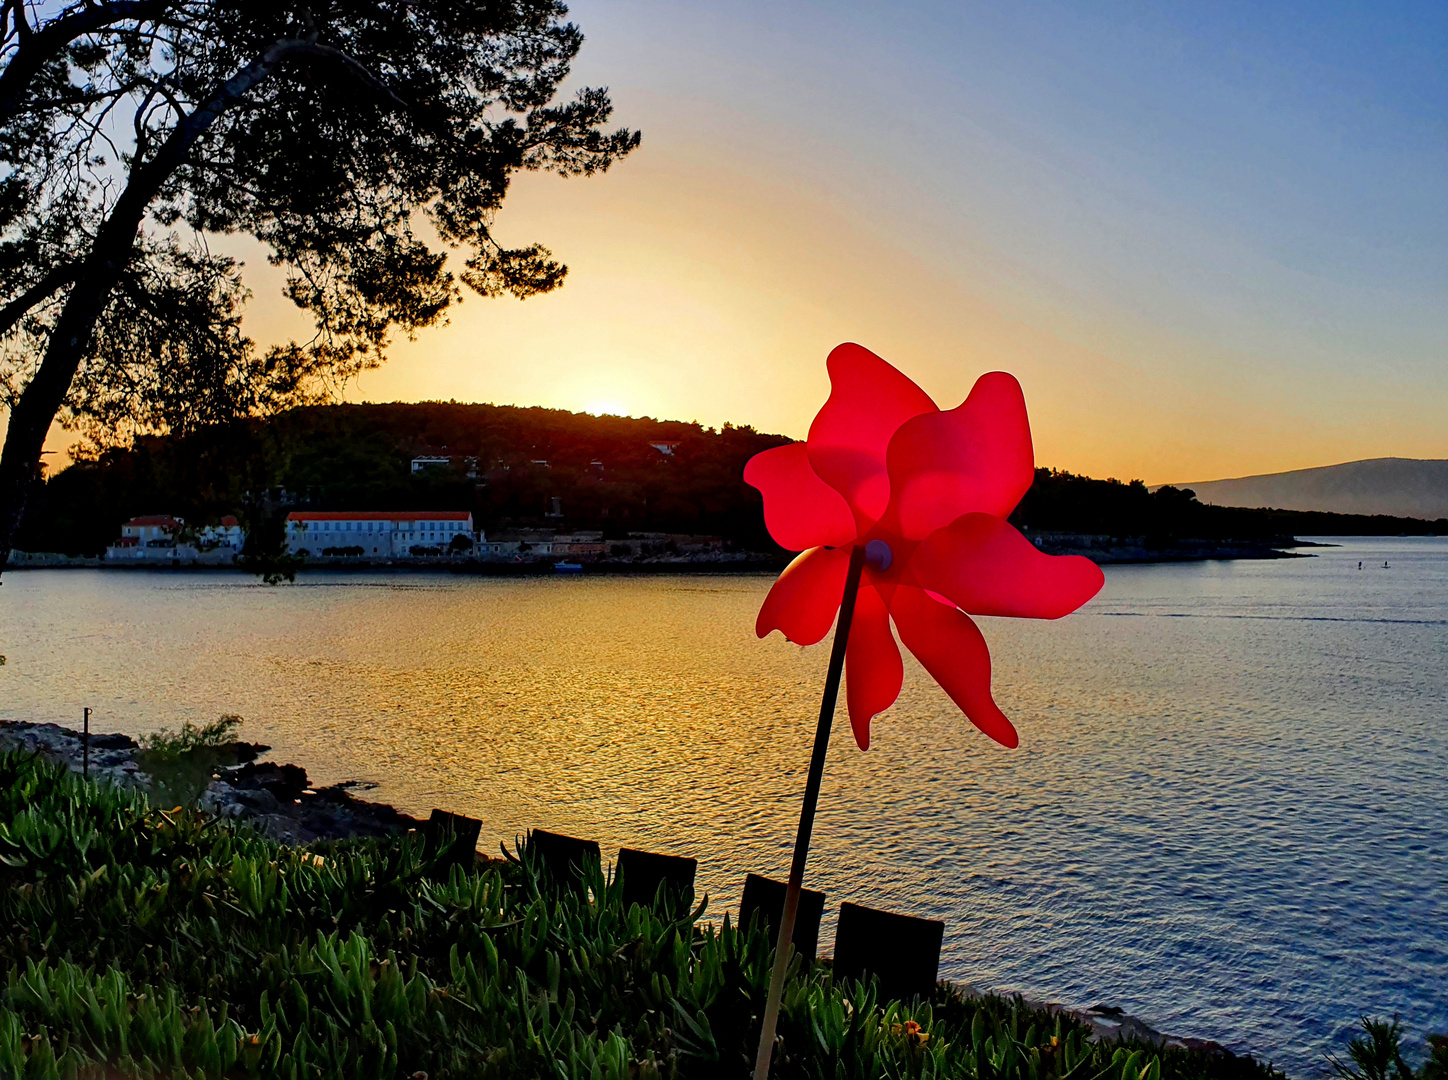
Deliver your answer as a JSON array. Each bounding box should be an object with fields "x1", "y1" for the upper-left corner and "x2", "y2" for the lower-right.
[{"x1": 1168, "y1": 458, "x2": 1448, "y2": 520}]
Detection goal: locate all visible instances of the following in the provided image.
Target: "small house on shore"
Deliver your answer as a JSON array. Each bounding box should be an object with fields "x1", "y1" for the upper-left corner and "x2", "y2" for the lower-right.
[
  {"x1": 110, "y1": 514, "x2": 183, "y2": 553},
  {"x1": 106, "y1": 515, "x2": 243, "y2": 564},
  {"x1": 481, "y1": 529, "x2": 555, "y2": 559}
]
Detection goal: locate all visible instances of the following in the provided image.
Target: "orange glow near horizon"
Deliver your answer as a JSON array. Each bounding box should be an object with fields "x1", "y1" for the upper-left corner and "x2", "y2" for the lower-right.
[{"x1": 331, "y1": 146, "x2": 1446, "y2": 486}]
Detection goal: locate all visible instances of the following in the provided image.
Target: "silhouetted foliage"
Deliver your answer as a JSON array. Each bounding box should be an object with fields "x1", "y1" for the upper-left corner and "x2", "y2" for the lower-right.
[
  {"x1": 1329, "y1": 1016, "x2": 1448, "y2": 1080},
  {"x1": 1011, "y1": 469, "x2": 1447, "y2": 543},
  {"x1": 17, "y1": 402, "x2": 790, "y2": 553},
  {"x1": 137, "y1": 715, "x2": 247, "y2": 808},
  {"x1": 18, "y1": 428, "x2": 1445, "y2": 559}
]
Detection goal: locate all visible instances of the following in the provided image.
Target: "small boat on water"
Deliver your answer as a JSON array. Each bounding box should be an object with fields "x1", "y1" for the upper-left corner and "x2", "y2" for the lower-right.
[{"x1": 554, "y1": 562, "x2": 584, "y2": 574}]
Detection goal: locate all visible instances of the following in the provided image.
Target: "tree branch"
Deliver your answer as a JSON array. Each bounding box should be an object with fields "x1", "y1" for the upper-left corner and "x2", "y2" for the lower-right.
[
  {"x1": 284, "y1": 41, "x2": 410, "y2": 111},
  {"x1": 0, "y1": 262, "x2": 77, "y2": 338},
  {"x1": 0, "y1": 1, "x2": 170, "y2": 124},
  {"x1": 3, "y1": 30, "x2": 407, "y2": 427}
]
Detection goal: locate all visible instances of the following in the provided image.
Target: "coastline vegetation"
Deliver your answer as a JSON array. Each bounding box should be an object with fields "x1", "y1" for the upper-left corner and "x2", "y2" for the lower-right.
[
  {"x1": 1330, "y1": 1019, "x2": 1447, "y2": 1080},
  {"x1": 1009, "y1": 470, "x2": 1447, "y2": 544},
  {"x1": 0, "y1": 749, "x2": 1306, "y2": 1080},
  {"x1": 136, "y1": 716, "x2": 246, "y2": 808},
  {"x1": 16, "y1": 404, "x2": 1445, "y2": 562}
]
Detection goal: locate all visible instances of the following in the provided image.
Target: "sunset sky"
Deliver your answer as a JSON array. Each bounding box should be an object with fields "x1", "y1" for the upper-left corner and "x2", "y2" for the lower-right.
[{"x1": 63, "y1": 0, "x2": 1448, "y2": 484}]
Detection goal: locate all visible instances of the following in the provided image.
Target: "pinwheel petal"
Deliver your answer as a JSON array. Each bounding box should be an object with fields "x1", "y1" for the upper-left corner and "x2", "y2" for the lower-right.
[
  {"x1": 845, "y1": 583, "x2": 903, "y2": 750},
  {"x1": 807, "y1": 343, "x2": 937, "y2": 526},
  {"x1": 910, "y1": 513, "x2": 1104, "y2": 619},
  {"x1": 883, "y1": 371, "x2": 1035, "y2": 539},
  {"x1": 889, "y1": 585, "x2": 1019, "y2": 748},
  {"x1": 743, "y1": 444, "x2": 858, "y2": 551},
  {"x1": 756, "y1": 546, "x2": 851, "y2": 645}
]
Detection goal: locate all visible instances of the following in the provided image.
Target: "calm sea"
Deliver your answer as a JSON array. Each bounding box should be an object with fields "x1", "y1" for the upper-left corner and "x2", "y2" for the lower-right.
[{"x1": 2, "y1": 537, "x2": 1445, "y2": 1075}]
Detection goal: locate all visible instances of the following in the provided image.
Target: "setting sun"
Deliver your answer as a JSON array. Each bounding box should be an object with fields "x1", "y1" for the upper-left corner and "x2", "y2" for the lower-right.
[{"x1": 585, "y1": 399, "x2": 630, "y2": 418}]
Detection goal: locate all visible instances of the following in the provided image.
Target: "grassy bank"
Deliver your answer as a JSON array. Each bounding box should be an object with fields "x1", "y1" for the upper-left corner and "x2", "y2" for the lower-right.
[{"x1": 0, "y1": 751, "x2": 1298, "y2": 1080}]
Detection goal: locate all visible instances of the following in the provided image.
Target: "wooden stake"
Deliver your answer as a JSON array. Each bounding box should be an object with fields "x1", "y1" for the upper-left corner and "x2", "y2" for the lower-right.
[
  {"x1": 753, "y1": 544, "x2": 867, "y2": 1080},
  {"x1": 82, "y1": 707, "x2": 90, "y2": 779}
]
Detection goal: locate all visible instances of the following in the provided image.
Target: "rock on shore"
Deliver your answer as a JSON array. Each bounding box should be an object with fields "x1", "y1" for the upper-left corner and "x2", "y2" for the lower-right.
[{"x1": 0, "y1": 720, "x2": 423, "y2": 844}]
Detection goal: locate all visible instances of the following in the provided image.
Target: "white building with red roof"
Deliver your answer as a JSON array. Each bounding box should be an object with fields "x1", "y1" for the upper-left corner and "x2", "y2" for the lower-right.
[
  {"x1": 285, "y1": 511, "x2": 476, "y2": 559},
  {"x1": 197, "y1": 516, "x2": 243, "y2": 552},
  {"x1": 106, "y1": 515, "x2": 244, "y2": 564},
  {"x1": 114, "y1": 514, "x2": 182, "y2": 549}
]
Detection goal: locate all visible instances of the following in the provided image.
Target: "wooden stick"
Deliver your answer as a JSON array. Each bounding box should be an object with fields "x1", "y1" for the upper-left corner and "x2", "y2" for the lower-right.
[{"x1": 752, "y1": 544, "x2": 867, "y2": 1080}]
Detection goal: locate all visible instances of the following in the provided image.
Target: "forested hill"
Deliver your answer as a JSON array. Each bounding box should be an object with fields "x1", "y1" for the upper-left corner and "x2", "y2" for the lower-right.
[
  {"x1": 19, "y1": 402, "x2": 790, "y2": 555},
  {"x1": 1013, "y1": 469, "x2": 1446, "y2": 543},
  {"x1": 16, "y1": 403, "x2": 1447, "y2": 556}
]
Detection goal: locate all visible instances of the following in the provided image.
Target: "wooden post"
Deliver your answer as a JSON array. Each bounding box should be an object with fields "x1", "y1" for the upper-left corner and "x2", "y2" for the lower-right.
[
  {"x1": 82, "y1": 707, "x2": 90, "y2": 779},
  {"x1": 753, "y1": 544, "x2": 867, "y2": 1080}
]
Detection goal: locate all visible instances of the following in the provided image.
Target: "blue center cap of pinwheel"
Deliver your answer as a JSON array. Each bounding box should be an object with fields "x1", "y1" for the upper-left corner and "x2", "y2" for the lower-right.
[{"x1": 864, "y1": 539, "x2": 893, "y2": 572}]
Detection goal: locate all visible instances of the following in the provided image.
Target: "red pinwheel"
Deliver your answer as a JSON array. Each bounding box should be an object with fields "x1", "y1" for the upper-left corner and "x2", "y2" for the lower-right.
[
  {"x1": 745, "y1": 342, "x2": 1103, "y2": 750},
  {"x1": 748, "y1": 344, "x2": 1103, "y2": 1080}
]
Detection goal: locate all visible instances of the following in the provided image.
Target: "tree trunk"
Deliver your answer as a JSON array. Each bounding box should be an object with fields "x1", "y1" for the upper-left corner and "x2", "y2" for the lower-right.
[
  {"x1": 0, "y1": 230, "x2": 139, "y2": 572},
  {"x1": 0, "y1": 154, "x2": 195, "y2": 573},
  {"x1": 0, "y1": 37, "x2": 314, "y2": 576},
  {"x1": 0, "y1": 387, "x2": 49, "y2": 572}
]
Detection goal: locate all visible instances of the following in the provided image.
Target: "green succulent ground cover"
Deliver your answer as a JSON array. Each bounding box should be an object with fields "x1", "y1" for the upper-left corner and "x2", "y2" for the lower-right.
[{"x1": 0, "y1": 750, "x2": 1299, "y2": 1080}]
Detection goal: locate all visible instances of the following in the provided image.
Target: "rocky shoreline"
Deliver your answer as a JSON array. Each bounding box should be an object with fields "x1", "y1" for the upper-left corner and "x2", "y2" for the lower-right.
[
  {"x1": 0, "y1": 720, "x2": 424, "y2": 845},
  {"x1": 1026, "y1": 532, "x2": 1307, "y2": 563},
  {"x1": 0, "y1": 718, "x2": 1245, "y2": 1061}
]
